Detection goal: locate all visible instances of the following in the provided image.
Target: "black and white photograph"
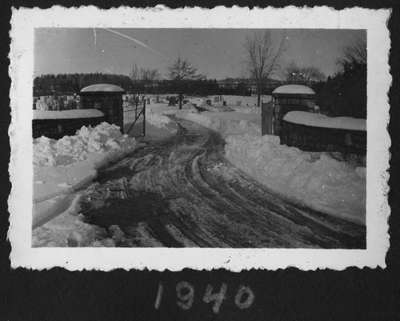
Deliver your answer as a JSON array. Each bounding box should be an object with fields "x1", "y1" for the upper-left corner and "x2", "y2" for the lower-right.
[
  {"x1": 8, "y1": 7, "x2": 390, "y2": 270},
  {"x1": 31, "y1": 27, "x2": 368, "y2": 249}
]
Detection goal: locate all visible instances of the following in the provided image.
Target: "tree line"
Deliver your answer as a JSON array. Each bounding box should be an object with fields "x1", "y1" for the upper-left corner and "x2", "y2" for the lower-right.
[
  {"x1": 314, "y1": 38, "x2": 367, "y2": 118},
  {"x1": 33, "y1": 73, "x2": 134, "y2": 96},
  {"x1": 33, "y1": 73, "x2": 256, "y2": 97},
  {"x1": 34, "y1": 31, "x2": 366, "y2": 118}
]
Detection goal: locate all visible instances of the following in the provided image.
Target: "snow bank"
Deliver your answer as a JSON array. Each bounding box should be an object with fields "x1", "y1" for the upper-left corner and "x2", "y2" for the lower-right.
[
  {"x1": 34, "y1": 122, "x2": 135, "y2": 166},
  {"x1": 33, "y1": 109, "x2": 104, "y2": 120},
  {"x1": 32, "y1": 195, "x2": 117, "y2": 247},
  {"x1": 225, "y1": 134, "x2": 366, "y2": 225},
  {"x1": 176, "y1": 110, "x2": 365, "y2": 224},
  {"x1": 33, "y1": 122, "x2": 137, "y2": 232},
  {"x1": 284, "y1": 111, "x2": 366, "y2": 131},
  {"x1": 34, "y1": 162, "x2": 97, "y2": 203}
]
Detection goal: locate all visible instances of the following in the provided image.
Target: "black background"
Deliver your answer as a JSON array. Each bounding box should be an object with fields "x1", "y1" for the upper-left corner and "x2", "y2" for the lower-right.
[{"x1": 1, "y1": 0, "x2": 399, "y2": 320}]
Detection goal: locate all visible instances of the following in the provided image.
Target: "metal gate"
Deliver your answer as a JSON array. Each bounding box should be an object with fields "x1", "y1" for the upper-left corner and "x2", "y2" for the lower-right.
[
  {"x1": 125, "y1": 98, "x2": 147, "y2": 136},
  {"x1": 261, "y1": 101, "x2": 274, "y2": 135}
]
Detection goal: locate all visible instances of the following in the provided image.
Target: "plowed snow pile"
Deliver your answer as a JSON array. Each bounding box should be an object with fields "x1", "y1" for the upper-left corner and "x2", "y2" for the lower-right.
[
  {"x1": 33, "y1": 122, "x2": 137, "y2": 246},
  {"x1": 175, "y1": 110, "x2": 365, "y2": 225},
  {"x1": 225, "y1": 134, "x2": 366, "y2": 225},
  {"x1": 34, "y1": 122, "x2": 136, "y2": 166}
]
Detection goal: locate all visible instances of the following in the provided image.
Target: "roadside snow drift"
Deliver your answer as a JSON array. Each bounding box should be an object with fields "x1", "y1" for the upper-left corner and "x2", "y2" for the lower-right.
[
  {"x1": 225, "y1": 134, "x2": 365, "y2": 225},
  {"x1": 33, "y1": 122, "x2": 137, "y2": 245},
  {"x1": 34, "y1": 122, "x2": 135, "y2": 167},
  {"x1": 175, "y1": 109, "x2": 365, "y2": 225}
]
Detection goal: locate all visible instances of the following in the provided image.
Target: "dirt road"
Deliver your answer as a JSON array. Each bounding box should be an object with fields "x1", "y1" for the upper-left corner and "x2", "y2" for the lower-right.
[{"x1": 80, "y1": 118, "x2": 365, "y2": 248}]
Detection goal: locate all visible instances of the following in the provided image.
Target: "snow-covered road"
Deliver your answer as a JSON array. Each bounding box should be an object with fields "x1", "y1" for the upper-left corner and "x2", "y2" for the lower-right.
[{"x1": 79, "y1": 118, "x2": 365, "y2": 248}]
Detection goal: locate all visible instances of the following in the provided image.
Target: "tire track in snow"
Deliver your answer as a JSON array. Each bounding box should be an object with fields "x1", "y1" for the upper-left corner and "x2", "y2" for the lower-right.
[{"x1": 80, "y1": 119, "x2": 365, "y2": 248}]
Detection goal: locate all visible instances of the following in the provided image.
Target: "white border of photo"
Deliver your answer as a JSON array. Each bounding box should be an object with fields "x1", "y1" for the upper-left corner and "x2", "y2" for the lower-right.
[{"x1": 8, "y1": 6, "x2": 391, "y2": 271}]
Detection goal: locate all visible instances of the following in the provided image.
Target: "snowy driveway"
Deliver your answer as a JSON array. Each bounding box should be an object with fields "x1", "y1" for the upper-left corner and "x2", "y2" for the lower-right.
[{"x1": 79, "y1": 118, "x2": 365, "y2": 248}]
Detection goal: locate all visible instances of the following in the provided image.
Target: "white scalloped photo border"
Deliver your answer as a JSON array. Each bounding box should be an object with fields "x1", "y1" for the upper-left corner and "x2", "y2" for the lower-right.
[{"x1": 8, "y1": 6, "x2": 391, "y2": 271}]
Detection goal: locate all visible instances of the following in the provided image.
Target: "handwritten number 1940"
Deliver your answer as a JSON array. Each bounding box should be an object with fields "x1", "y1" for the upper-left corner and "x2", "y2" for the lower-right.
[
  {"x1": 176, "y1": 281, "x2": 195, "y2": 310},
  {"x1": 154, "y1": 281, "x2": 255, "y2": 314}
]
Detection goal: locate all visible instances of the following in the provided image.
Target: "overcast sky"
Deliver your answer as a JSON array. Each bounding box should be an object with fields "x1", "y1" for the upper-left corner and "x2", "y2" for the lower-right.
[{"x1": 34, "y1": 28, "x2": 365, "y2": 80}]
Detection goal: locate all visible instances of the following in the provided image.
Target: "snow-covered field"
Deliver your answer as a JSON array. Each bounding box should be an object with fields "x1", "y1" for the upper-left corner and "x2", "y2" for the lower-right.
[
  {"x1": 185, "y1": 94, "x2": 270, "y2": 114},
  {"x1": 175, "y1": 111, "x2": 261, "y2": 137},
  {"x1": 223, "y1": 95, "x2": 270, "y2": 114}
]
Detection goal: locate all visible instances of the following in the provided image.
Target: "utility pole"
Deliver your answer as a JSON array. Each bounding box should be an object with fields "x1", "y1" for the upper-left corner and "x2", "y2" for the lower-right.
[{"x1": 142, "y1": 98, "x2": 146, "y2": 137}]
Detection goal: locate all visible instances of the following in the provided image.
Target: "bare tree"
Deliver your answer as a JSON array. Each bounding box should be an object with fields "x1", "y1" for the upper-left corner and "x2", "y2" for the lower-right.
[
  {"x1": 140, "y1": 68, "x2": 160, "y2": 82},
  {"x1": 337, "y1": 37, "x2": 367, "y2": 71},
  {"x1": 168, "y1": 57, "x2": 204, "y2": 109},
  {"x1": 285, "y1": 62, "x2": 326, "y2": 84},
  {"x1": 302, "y1": 66, "x2": 326, "y2": 83},
  {"x1": 130, "y1": 63, "x2": 160, "y2": 83},
  {"x1": 168, "y1": 57, "x2": 203, "y2": 81},
  {"x1": 244, "y1": 31, "x2": 286, "y2": 106},
  {"x1": 129, "y1": 63, "x2": 140, "y2": 82}
]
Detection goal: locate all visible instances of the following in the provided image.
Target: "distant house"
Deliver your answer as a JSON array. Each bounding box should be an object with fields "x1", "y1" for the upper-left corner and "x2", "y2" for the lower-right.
[
  {"x1": 217, "y1": 78, "x2": 282, "y2": 95},
  {"x1": 217, "y1": 78, "x2": 244, "y2": 89},
  {"x1": 249, "y1": 83, "x2": 257, "y2": 95}
]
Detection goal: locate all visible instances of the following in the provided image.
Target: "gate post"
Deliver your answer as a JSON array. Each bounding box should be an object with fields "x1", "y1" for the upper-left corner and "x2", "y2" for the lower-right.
[
  {"x1": 261, "y1": 101, "x2": 274, "y2": 135},
  {"x1": 142, "y1": 99, "x2": 146, "y2": 137}
]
